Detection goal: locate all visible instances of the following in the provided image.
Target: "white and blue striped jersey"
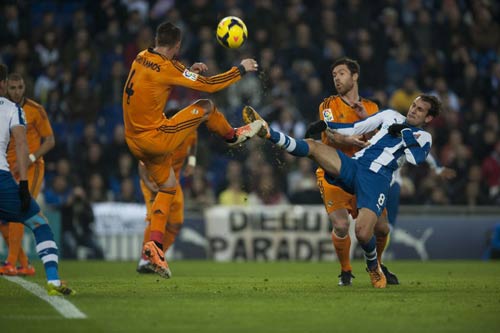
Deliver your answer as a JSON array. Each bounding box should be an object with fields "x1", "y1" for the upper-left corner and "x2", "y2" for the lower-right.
[
  {"x1": 326, "y1": 109, "x2": 432, "y2": 179},
  {"x1": 0, "y1": 97, "x2": 26, "y2": 172},
  {"x1": 391, "y1": 153, "x2": 443, "y2": 186}
]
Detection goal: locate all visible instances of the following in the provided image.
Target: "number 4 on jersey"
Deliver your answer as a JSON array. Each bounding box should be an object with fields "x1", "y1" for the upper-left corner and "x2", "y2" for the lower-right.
[{"x1": 125, "y1": 70, "x2": 136, "y2": 104}]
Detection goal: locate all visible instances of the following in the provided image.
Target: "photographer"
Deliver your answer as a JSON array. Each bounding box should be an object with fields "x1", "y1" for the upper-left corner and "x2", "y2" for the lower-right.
[{"x1": 61, "y1": 186, "x2": 104, "y2": 259}]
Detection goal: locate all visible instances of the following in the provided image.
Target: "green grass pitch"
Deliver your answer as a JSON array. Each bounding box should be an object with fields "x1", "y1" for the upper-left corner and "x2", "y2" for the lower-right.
[{"x1": 1, "y1": 260, "x2": 499, "y2": 333}]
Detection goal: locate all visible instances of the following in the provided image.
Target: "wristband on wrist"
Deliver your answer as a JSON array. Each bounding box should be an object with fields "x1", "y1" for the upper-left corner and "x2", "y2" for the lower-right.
[
  {"x1": 188, "y1": 156, "x2": 196, "y2": 167},
  {"x1": 29, "y1": 154, "x2": 36, "y2": 163}
]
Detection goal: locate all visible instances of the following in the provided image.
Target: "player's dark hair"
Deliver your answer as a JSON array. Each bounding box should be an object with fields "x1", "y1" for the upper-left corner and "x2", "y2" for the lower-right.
[
  {"x1": 419, "y1": 94, "x2": 442, "y2": 118},
  {"x1": 7, "y1": 73, "x2": 23, "y2": 81},
  {"x1": 0, "y1": 63, "x2": 8, "y2": 81},
  {"x1": 156, "y1": 22, "x2": 181, "y2": 47},
  {"x1": 331, "y1": 57, "x2": 360, "y2": 76}
]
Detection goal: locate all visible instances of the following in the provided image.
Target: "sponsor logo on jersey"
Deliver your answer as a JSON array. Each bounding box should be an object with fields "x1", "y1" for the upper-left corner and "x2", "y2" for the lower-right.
[
  {"x1": 183, "y1": 69, "x2": 199, "y2": 81},
  {"x1": 323, "y1": 109, "x2": 334, "y2": 121}
]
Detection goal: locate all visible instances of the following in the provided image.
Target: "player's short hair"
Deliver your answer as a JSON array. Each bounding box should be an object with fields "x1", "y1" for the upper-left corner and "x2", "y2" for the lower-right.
[
  {"x1": 7, "y1": 73, "x2": 23, "y2": 82},
  {"x1": 331, "y1": 57, "x2": 360, "y2": 76},
  {"x1": 155, "y1": 22, "x2": 181, "y2": 47},
  {"x1": 0, "y1": 63, "x2": 8, "y2": 81},
  {"x1": 418, "y1": 94, "x2": 442, "y2": 118}
]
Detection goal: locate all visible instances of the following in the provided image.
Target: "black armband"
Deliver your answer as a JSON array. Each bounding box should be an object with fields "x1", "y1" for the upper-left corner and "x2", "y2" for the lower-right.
[{"x1": 237, "y1": 64, "x2": 246, "y2": 76}]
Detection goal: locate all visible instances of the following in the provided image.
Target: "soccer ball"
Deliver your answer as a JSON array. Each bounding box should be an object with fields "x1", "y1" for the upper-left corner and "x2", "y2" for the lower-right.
[{"x1": 216, "y1": 16, "x2": 248, "y2": 49}]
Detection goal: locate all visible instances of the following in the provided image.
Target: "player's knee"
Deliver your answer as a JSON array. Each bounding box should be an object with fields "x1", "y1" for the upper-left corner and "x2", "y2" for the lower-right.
[
  {"x1": 193, "y1": 99, "x2": 214, "y2": 115},
  {"x1": 331, "y1": 219, "x2": 350, "y2": 237},
  {"x1": 354, "y1": 224, "x2": 372, "y2": 243}
]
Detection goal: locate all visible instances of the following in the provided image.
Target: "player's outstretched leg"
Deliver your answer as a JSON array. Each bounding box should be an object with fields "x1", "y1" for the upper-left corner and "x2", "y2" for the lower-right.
[
  {"x1": 200, "y1": 101, "x2": 264, "y2": 146},
  {"x1": 23, "y1": 215, "x2": 75, "y2": 296},
  {"x1": 242, "y1": 106, "x2": 270, "y2": 138},
  {"x1": 228, "y1": 120, "x2": 265, "y2": 146},
  {"x1": 242, "y1": 106, "x2": 310, "y2": 156}
]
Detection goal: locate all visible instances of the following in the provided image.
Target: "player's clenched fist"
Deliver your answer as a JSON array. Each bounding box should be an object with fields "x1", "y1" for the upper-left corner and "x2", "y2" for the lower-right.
[{"x1": 240, "y1": 59, "x2": 258, "y2": 72}]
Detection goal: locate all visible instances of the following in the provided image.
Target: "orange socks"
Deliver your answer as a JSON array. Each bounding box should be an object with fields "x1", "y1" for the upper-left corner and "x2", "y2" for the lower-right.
[
  {"x1": 1, "y1": 223, "x2": 29, "y2": 267},
  {"x1": 205, "y1": 106, "x2": 235, "y2": 140},
  {"x1": 0, "y1": 223, "x2": 8, "y2": 243},
  {"x1": 376, "y1": 234, "x2": 389, "y2": 264},
  {"x1": 7, "y1": 223, "x2": 26, "y2": 266},
  {"x1": 332, "y1": 232, "x2": 352, "y2": 272},
  {"x1": 149, "y1": 189, "x2": 176, "y2": 247},
  {"x1": 163, "y1": 224, "x2": 182, "y2": 251}
]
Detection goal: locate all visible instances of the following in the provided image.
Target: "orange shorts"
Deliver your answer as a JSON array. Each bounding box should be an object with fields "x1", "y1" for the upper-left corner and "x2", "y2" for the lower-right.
[
  {"x1": 126, "y1": 104, "x2": 204, "y2": 184},
  {"x1": 140, "y1": 180, "x2": 184, "y2": 225},
  {"x1": 316, "y1": 167, "x2": 358, "y2": 218},
  {"x1": 13, "y1": 160, "x2": 45, "y2": 198}
]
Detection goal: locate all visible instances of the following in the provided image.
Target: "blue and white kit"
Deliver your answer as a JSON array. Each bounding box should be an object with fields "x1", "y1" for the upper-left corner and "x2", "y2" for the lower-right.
[{"x1": 326, "y1": 109, "x2": 433, "y2": 215}]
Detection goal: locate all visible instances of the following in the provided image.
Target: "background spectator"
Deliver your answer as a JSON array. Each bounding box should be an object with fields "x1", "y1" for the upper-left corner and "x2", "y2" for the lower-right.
[{"x1": 0, "y1": 0, "x2": 498, "y2": 209}]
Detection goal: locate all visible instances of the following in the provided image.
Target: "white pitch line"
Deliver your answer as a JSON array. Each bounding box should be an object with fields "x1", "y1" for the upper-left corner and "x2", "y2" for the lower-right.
[{"x1": 2, "y1": 276, "x2": 87, "y2": 319}]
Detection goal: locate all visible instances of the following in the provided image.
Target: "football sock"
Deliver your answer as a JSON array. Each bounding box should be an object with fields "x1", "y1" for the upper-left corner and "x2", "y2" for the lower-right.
[
  {"x1": 268, "y1": 128, "x2": 310, "y2": 156},
  {"x1": 150, "y1": 189, "x2": 176, "y2": 246},
  {"x1": 360, "y1": 235, "x2": 378, "y2": 270},
  {"x1": 205, "y1": 106, "x2": 235, "y2": 140},
  {"x1": 142, "y1": 222, "x2": 151, "y2": 259},
  {"x1": 332, "y1": 232, "x2": 352, "y2": 272},
  {"x1": 18, "y1": 249, "x2": 29, "y2": 268},
  {"x1": 7, "y1": 222, "x2": 24, "y2": 266},
  {"x1": 33, "y1": 224, "x2": 60, "y2": 283},
  {"x1": 0, "y1": 223, "x2": 9, "y2": 244},
  {"x1": 376, "y1": 234, "x2": 389, "y2": 264},
  {"x1": 142, "y1": 222, "x2": 151, "y2": 246},
  {"x1": 163, "y1": 223, "x2": 182, "y2": 251}
]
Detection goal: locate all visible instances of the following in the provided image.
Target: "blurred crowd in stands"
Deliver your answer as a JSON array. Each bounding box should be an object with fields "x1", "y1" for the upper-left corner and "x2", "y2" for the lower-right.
[{"x1": 0, "y1": 0, "x2": 499, "y2": 212}]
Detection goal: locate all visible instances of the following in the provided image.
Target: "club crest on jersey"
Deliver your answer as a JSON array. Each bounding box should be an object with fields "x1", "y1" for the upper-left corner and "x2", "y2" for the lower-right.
[
  {"x1": 323, "y1": 109, "x2": 334, "y2": 122},
  {"x1": 192, "y1": 108, "x2": 199, "y2": 115},
  {"x1": 183, "y1": 69, "x2": 198, "y2": 81}
]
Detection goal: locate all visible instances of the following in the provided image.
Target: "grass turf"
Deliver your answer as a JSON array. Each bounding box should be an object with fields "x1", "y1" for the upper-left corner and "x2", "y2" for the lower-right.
[{"x1": 1, "y1": 260, "x2": 499, "y2": 333}]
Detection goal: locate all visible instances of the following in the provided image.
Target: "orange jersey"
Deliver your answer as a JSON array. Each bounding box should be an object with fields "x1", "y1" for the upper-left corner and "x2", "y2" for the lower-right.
[
  {"x1": 7, "y1": 98, "x2": 53, "y2": 166},
  {"x1": 172, "y1": 131, "x2": 197, "y2": 179},
  {"x1": 123, "y1": 48, "x2": 243, "y2": 136},
  {"x1": 318, "y1": 95, "x2": 378, "y2": 157}
]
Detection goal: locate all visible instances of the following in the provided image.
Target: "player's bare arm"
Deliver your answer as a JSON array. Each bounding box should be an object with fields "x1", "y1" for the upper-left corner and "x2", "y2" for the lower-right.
[
  {"x1": 29, "y1": 134, "x2": 55, "y2": 165},
  {"x1": 325, "y1": 130, "x2": 370, "y2": 148},
  {"x1": 11, "y1": 126, "x2": 29, "y2": 180}
]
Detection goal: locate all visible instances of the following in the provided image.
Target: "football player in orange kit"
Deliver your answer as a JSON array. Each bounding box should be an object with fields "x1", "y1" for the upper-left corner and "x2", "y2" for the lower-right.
[
  {"x1": 0, "y1": 73, "x2": 55, "y2": 276},
  {"x1": 122, "y1": 21, "x2": 263, "y2": 278},
  {"x1": 315, "y1": 58, "x2": 398, "y2": 286},
  {"x1": 137, "y1": 130, "x2": 197, "y2": 273}
]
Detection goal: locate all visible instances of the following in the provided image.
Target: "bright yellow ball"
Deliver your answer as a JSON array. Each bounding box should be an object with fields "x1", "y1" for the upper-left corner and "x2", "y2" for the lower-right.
[{"x1": 216, "y1": 16, "x2": 248, "y2": 49}]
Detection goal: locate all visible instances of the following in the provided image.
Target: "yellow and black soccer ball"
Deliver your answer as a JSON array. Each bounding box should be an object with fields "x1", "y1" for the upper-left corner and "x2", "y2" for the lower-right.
[{"x1": 216, "y1": 16, "x2": 248, "y2": 49}]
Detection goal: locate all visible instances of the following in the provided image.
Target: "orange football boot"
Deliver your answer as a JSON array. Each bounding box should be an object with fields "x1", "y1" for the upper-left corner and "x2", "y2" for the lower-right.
[
  {"x1": 367, "y1": 264, "x2": 387, "y2": 288},
  {"x1": 142, "y1": 241, "x2": 172, "y2": 278},
  {"x1": 17, "y1": 265, "x2": 36, "y2": 276},
  {"x1": 0, "y1": 262, "x2": 17, "y2": 276},
  {"x1": 242, "y1": 106, "x2": 270, "y2": 138}
]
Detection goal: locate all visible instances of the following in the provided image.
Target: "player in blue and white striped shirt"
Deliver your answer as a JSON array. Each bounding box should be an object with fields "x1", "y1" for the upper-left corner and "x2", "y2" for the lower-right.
[
  {"x1": 0, "y1": 93, "x2": 75, "y2": 296},
  {"x1": 243, "y1": 94, "x2": 441, "y2": 288}
]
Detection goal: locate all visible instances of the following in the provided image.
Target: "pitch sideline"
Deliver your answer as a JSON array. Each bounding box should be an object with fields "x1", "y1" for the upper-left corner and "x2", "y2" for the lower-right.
[{"x1": 2, "y1": 276, "x2": 87, "y2": 319}]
